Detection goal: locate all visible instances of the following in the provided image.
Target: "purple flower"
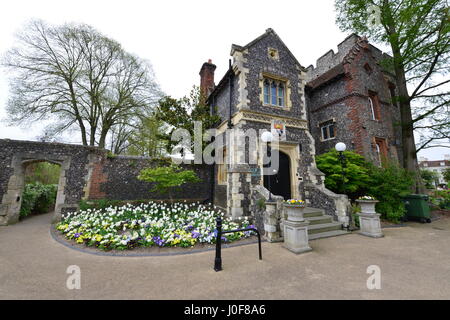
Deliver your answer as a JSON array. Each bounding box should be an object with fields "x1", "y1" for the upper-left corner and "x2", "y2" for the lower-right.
[
  {"x1": 191, "y1": 231, "x2": 200, "y2": 239},
  {"x1": 74, "y1": 233, "x2": 82, "y2": 238},
  {"x1": 221, "y1": 236, "x2": 227, "y2": 242}
]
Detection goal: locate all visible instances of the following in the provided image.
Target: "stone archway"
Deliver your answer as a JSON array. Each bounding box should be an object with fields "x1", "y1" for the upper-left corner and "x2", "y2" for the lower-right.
[
  {"x1": 2, "y1": 155, "x2": 71, "y2": 224},
  {"x1": 0, "y1": 139, "x2": 103, "y2": 226}
]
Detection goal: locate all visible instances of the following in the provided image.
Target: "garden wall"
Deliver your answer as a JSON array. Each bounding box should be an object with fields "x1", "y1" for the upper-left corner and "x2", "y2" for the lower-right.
[
  {"x1": 0, "y1": 139, "x2": 213, "y2": 225},
  {"x1": 87, "y1": 155, "x2": 212, "y2": 202}
]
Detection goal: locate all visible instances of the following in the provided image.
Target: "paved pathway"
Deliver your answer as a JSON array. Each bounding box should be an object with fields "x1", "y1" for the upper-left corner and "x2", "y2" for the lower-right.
[{"x1": 1, "y1": 212, "x2": 450, "y2": 299}]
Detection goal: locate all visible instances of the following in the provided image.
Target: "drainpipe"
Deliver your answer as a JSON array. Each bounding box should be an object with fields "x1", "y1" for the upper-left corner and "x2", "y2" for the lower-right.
[{"x1": 228, "y1": 59, "x2": 233, "y2": 129}]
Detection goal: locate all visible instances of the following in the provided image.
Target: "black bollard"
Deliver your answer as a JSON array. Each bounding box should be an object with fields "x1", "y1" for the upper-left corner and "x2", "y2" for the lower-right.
[{"x1": 214, "y1": 216, "x2": 223, "y2": 272}]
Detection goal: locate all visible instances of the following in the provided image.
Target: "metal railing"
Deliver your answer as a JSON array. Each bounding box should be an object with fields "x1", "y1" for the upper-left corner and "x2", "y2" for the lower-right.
[{"x1": 214, "y1": 216, "x2": 262, "y2": 272}]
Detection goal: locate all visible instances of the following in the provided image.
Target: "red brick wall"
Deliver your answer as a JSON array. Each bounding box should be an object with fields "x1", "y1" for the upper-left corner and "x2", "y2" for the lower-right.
[{"x1": 88, "y1": 158, "x2": 108, "y2": 200}]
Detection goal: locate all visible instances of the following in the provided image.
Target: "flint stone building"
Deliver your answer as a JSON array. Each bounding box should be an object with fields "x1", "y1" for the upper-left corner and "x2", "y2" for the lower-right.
[
  {"x1": 1, "y1": 29, "x2": 402, "y2": 234},
  {"x1": 200, "y1": 28, "x2": 402, "y2": 225}
]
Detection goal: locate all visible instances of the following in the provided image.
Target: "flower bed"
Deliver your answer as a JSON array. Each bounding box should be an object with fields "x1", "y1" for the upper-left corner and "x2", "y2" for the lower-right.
[{"x1": 55, "y1": 202, "x2": 255, "y2": 251}]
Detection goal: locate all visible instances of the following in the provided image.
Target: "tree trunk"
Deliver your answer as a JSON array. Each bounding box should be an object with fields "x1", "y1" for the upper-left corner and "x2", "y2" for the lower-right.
[
  {"x1": 391, "y1": 44, "x2": 425, "y2": 193},
  {"x1": 98, "y1": 126, "x2": 109, "y2": 149}
]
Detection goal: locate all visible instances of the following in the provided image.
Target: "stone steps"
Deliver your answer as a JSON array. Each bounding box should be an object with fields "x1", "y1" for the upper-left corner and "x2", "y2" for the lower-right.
[
  {"x1": 306, "y1": 215, "x2": 333, "y2": 225},
  {"x1": 307, "y1": 222, "x2": 343, "y2": 234},
  {"x1": 309, "y1": 229, "x2": 350, "y2": 240},
  {"x1": 301, "y1": 207, "x2": 350, "y2": 240}
]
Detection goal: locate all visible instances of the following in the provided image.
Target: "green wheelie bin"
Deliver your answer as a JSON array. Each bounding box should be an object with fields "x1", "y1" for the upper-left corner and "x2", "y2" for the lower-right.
[{"x1": 402, "y1": 194, "x2": 431, "y2": 223}]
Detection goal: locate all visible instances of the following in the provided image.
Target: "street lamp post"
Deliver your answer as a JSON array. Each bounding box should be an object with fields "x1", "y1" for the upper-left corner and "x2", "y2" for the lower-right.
[
  {"x1": 335, "y1": 142, "x2": 355, "y2": 231},
  {"x1": 261, "y1": 131, "x2": 274, "y2": 201}
]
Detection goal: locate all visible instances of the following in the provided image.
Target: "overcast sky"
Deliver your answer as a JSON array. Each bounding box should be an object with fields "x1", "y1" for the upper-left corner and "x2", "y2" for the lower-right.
[{"x1": 0, "y1": 0, "x2": 448, "y2": 160}]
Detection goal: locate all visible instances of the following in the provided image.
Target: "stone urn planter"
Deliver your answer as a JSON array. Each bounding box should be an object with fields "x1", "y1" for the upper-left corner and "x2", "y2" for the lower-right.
[
  {"x1": 284, "y1": 203, "x2": 306, "y2": 222},
  {"x1": 282, "y1": 201, "x2": 311, "y2": 254},
  {"x1": 356, "y1": 199, "x2": 383, "y2": 238},
  {"x1": 357, "y1": 199, "x2": 378, "y2": 215}
]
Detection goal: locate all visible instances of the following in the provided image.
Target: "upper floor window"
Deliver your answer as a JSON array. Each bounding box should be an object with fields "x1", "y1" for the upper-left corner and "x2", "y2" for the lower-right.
[
  {"x1": 263, "y1": 78, "x2": 286, "y2": 107},
  {"x1": 368, "y1": 91, "x2": 381, "y2": 120},
  {"x1": 374, "y1": 137, "x2": 388, "y2": 166},
  {"x1": 320, "y1": 120, "x2": 336, "y2": 141}
]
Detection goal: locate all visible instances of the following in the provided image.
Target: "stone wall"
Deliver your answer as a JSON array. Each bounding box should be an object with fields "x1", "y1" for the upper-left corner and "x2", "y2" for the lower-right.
[
  {"x1": 88, "y1": 155, "x2": 212, "y2": 201},
  {"x1": 0, "y1": 139, "x2": 213, "y2": 225}
]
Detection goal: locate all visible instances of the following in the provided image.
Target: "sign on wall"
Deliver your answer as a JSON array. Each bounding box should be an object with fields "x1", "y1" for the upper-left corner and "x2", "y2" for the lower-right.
[{"x1": 271, "y1": 120, "x2": 287, "y2": 141}]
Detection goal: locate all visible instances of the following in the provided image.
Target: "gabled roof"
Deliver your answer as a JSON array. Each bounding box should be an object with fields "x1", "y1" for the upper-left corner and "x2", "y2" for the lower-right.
[{"x1": 231, "y1": 28, "x2": 305, "y2": 70}]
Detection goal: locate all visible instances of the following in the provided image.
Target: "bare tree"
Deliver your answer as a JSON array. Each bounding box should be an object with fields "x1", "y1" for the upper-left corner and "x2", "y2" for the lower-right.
[{"x1": 2, "y1": 20, "x2": 161, "y2": 148}]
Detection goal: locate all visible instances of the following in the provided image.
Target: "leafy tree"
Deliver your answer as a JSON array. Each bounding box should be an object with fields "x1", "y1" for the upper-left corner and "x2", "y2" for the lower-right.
[
  {"x1": 316, "y1": 149, "x2": 372, "y2": 200},
  {"x1": 367, "y1": 161, "x2": 414, "y2": 222},
  {"x1": 25, "y1": 162, "x2": 61, "y2": 184},
  {"x1": 154, "y1": 86, "x2": 220, "y2": 154},
  {"x1": 420, "y1": 169, "x2": 439, "y2": 188},
  {"x1": 137, "y1": 164, "x2": 201, "y2": 200},
  {"x1": 126, "y1": 114, "x2": 168, "y2": 157},
  {"x1": 335, "y1": 0, "x2": 450, "y2": 192},
  {"x1": 443, "y1": 167, "x2": 450, "y2": 185},
  {"x1": 2, "y1": 20, "x2": 161, "y2": 148}
]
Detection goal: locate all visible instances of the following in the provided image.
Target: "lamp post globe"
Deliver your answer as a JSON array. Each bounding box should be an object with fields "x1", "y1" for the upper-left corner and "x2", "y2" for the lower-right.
[
  {"x1": 335, "y1": 142, "x2": 346, "y2": 152},
  {"x1": 261, "y1": 131, "x2": 273, "y2": 143},
  {"x1": 261, "y1": 131, "x2": 274, "y2": 201}
]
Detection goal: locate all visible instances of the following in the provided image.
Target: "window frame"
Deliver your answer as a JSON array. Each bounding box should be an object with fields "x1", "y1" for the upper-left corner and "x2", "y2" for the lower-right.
[
  {"x1": 368, "y1": 91, "x2": 381, "y2": 121},
  {"x1": 319, "y1": 120, "x2": 336, "y2": 141},
  {"x1": 262, "y1": 76, "x2": 287, "y2": 108}
]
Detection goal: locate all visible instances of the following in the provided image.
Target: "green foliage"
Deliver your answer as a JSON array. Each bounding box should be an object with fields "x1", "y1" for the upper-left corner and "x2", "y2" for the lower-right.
[
  {"x1": 126, "y1": 114, "x2": 168, "y2": 157},
  {"x1": 443, "y1": 168, "x2": 450, "y2": 184},
  {"x1": 316, "y1": 150, "x2": 414, "y2": 222},
  {"x1": 256, "y1": 198, "x2": 266, "y2": 210},
  {"x1": 420, "y1": 169, "x2": 439, "y2": 189},
  {"x1": 20, "y1": 183, "x2": 58, "y2": 218},
  {"x1": 25, "y1": 162, "x2": 60, "y2": 185},
  {"x1": 430, "y1": 190, "x2": 450, "y2": 209},
  {"x1": 138, "y1": 164, "x2": 201, "y2": 196},
  {"x1": 154, "y1": 86, "x2": 221, "y2": 152},
  {"x1": 315, "y1": 149, "x2": 371, "y2": 199},
  {"x1": 367, "y1": 161, "x2": 414, "y2": 223},
  {"x1": 351, "y1": 203, "x2": 361, "y2": 228}
]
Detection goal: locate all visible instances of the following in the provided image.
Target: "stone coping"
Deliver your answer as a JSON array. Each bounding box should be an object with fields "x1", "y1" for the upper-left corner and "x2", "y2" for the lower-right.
[
  {"x1": 356, "y1": 199, "x2": 379, "y2": 203},
  {"x1": 50, "y1": 226, "x2": 264, "y2": 257}
]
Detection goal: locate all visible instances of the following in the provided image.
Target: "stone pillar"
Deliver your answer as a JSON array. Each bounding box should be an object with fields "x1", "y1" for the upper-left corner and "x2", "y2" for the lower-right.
[
  {"x1": 283, "y1": 218, "x2": 312, "y2": 254},
  {"x1": 358, "y1": 213, "x2": 383, "y2": 238},
  {"x1": 357, "y1": 200, "x2": 383, "y2": 238}
]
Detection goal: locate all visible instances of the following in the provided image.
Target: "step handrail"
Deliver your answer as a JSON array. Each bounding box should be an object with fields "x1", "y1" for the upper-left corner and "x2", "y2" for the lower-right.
[{"x1": 213, "y1": 216, "x2": 262, "y2": 272}]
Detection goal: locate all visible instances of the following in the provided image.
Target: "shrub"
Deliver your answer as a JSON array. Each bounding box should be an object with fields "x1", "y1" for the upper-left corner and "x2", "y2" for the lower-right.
[
  {"x1": 430, "y1": 190, "x2": 450, "y2": 209},
  {"x1": 420, "y1": 169, "x2": 439, "y2": 189},
  {"x1": 367, "y1": 161, "x2": 414, "y2": 223},
  {"x1": 20, "y1": 183, "x2": 58, "y2": 218},
  {"x1": 315, "y1": 149, "x2": 372, "y2": 200},
  {"x1": 138, "y1": 164, "x2": 201, "y2": 200}
]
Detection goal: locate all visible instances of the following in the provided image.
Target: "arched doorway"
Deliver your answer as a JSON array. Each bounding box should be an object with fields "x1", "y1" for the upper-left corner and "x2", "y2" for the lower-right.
[
  {"x1": 19, "y1": 160, "x2": 63, "y2": 222},
  {"x1": 263, "y1": 150, "x2": 291, "y2": 200}
]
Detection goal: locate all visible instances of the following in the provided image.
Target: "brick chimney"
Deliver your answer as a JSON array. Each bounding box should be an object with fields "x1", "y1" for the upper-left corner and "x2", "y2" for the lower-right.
[{"x1": 199, "y1": 59, "x2": 216, "y2": 100}]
